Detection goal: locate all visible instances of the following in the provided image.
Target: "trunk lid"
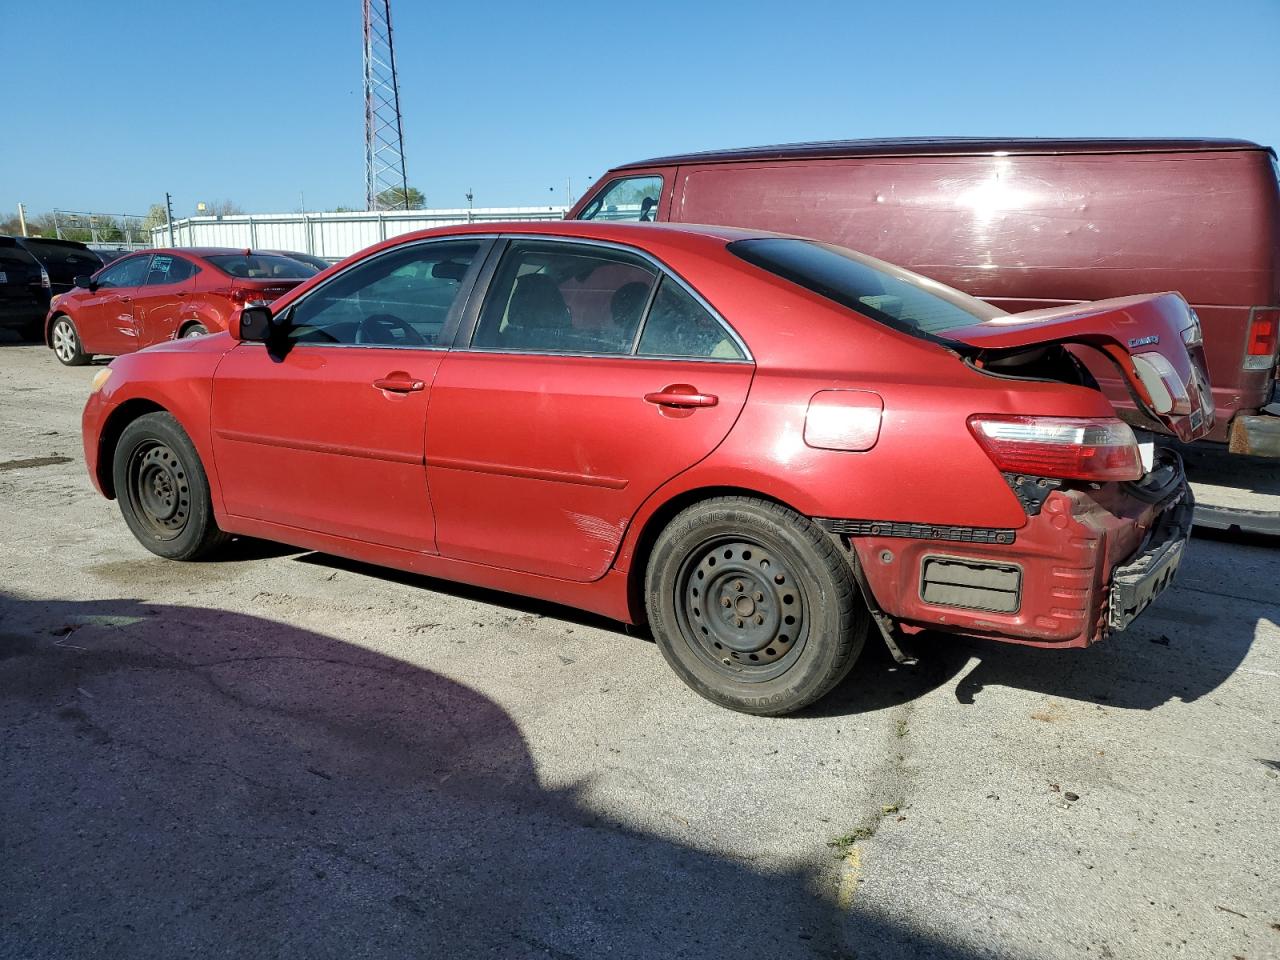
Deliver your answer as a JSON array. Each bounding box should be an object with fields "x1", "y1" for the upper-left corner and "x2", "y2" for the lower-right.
[
  {"x1": 232, "y1": 279, "x2": 305, "y2": 304},
  {"x1": 944, "y1": 293, "x2": 1215, "y2": 443}
]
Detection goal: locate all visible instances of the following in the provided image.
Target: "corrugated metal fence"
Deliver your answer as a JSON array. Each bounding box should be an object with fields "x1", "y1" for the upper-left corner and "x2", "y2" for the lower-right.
[{"x1": 152, "y1": 206, "x2": 569, "y2": 260}]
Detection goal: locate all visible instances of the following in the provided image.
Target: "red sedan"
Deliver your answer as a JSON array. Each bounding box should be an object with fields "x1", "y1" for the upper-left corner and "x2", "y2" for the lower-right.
[
  {"x1": 46, "y1": 247, "x2": 322, "y2": 365},
  {"x1": 81, "y1": 221, "x2": 1213, "y2": 714}
]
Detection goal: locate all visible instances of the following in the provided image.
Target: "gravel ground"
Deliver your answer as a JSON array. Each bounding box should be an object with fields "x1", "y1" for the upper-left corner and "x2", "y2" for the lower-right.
[{"x1": 1, "y1": 334, "x2": 1277, "y2": 960}]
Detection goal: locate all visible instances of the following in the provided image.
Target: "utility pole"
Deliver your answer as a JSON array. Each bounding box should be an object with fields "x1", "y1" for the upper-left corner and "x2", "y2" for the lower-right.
[
  {"x1": 16, "y1": 203, "x2": 27, "y2": 237},
  {"x1": 165, "y1": 193, "x2": 176, "y2": 247},
  {"x1": 465, "y1": 188, "x2": 473, "y2": 223},
  {"x1": 363, "y1": 0, "x2": 410, "y2": 211}
]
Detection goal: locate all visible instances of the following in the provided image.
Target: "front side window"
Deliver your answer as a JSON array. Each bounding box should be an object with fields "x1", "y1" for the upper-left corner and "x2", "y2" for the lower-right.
[
  {"x1": 285, "y1": 241, "x2": 480, "y2": 346},
  {"x1": 729, "y1": 238, "x2": 1001, "y2": 338},
  {"x1": 472, "y1": 241, "x2": 659, "y2": 354},
  {"x1": 577, "y1": 175, "x2": 664, "y2": 222},
  {"x1": 145, "y1": 254, "x2": 197, "y2": 286},
  {"x1": 96, "y1": 255, "x2": 151, "y2": 289}
]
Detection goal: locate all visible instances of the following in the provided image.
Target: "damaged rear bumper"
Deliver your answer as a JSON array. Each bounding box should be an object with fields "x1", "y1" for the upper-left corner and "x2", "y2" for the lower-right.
[{"x1": 826, "y1": 471, "x2": 1192, "y2": 649}]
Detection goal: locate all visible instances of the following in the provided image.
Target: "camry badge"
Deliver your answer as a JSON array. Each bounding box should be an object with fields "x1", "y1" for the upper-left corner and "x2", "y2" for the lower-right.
[{"x1": 1128, "y1": 335, "x2": 1160, "y2": 348}]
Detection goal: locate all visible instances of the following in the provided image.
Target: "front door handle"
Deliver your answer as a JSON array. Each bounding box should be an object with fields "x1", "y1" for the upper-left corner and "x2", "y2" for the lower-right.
[
  {"x1": 644, "y1": 384, "x2": 719, "y2": 408},
  {"x1": 373, "y1": 375, "x2": 426, "y2": 394}
]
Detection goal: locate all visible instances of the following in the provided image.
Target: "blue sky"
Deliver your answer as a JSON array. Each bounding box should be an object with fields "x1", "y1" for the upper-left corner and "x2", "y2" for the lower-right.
[{"x1": 2, "y1": 0, "x2": 1277, "y2": 218}]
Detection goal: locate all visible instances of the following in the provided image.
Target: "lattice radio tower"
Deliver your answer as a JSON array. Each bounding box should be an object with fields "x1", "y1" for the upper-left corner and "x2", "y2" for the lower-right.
[{"x1": 363, "y1": 0, "x2": 411, "y2": 210}]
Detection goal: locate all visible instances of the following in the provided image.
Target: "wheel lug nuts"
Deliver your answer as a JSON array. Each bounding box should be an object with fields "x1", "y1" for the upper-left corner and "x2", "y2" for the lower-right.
[
  {"x1": 721, "y1": 598, "x2": 731, "y2": 608},
  {"x1": 734, "y1": 581, "x2": 743, "y2": 592},
  {"x1": 755, "y1": 615, "x2": 764, "y2": 626},
  {"x1": 754, "y1": 592, "x2": 764, "y2": 602},
  {"x1": 735, "y1": 618, "x2": 743, "y2": 628}
]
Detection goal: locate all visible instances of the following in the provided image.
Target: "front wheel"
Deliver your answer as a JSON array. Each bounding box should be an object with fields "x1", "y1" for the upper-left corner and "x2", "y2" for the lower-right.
[
  {"x1": 645, "y1": 496, "x2": 868, "y2": 716},
  {"x1": 112, "y1": 412, "x2": 229, "y2": 560},
  {"x1": 50, "y1": 315, "x2": 91, "y2": 366}
]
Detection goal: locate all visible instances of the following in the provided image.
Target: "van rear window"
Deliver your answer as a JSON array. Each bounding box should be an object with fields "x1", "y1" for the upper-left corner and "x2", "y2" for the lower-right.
[{"x1": 728, "y1": 238, "x2": 1001, "y2": 337}]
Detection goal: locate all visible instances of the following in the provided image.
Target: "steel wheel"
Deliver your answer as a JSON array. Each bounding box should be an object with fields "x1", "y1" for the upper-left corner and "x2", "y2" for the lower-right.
[
  {"x1": 676, "y1": 536, "x2": 809, "y2": 683},
  {"x1": 123, "y1": 440, "x2": 191, "y2": 541}
]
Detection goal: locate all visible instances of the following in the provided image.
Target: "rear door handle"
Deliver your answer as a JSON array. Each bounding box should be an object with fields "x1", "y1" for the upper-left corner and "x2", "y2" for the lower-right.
[
  {"x1": 373, "y1": 376, "x2": 426, "y2": 394},
  {"x1": 644, "y1": 384, "x2": 718, "y2": 408}
]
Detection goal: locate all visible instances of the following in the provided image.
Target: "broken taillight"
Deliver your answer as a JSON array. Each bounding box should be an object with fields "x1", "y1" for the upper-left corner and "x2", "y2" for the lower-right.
[
  {"x1": 1244, "y1": 307, "x2": 1278, "y2": 370},
  {"x1": 967, "y1": 415, "x2": 1144, "y2": 482}
]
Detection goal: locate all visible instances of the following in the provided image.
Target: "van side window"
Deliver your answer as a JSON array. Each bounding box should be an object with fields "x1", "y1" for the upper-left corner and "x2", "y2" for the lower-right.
[{"x1": 577, "y1": 176, "x2": 663, "y2": 222}]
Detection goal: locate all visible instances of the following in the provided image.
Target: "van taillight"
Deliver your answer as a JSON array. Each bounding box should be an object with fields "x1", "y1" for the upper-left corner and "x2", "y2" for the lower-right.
[
  {"x1": 1245, "y1": 308, "x2": 1279, "y2": 369},
  {"x1": 967, "y1": 415, "x2": 1144, "y2": 482}
]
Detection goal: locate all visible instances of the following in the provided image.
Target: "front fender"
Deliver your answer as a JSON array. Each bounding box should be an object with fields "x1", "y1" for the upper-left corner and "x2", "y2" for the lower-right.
[{"x1": 82, "y1": 338, "x2": 233, "y2": 509}]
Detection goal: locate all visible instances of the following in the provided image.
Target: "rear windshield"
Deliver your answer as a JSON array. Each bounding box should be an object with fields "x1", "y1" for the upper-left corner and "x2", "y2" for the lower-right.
[
  {"x1": 206, "y1": 254, "x2": 320, "y2": 280},
  {"x1": 728, "y1": 238, "x2": 1001, "y2": 337},
  {"x1": 19, "y1": 239, "x2": 103, "y2": 276}
]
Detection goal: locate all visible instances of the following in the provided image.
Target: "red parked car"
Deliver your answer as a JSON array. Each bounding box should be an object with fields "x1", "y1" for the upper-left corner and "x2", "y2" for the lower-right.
[
  {"x1": 46, "y1": 247, "x2": 322, "y2": 365},
  {"x1": 82, "y1": 221, "x2": 1212, "y2": 714}
]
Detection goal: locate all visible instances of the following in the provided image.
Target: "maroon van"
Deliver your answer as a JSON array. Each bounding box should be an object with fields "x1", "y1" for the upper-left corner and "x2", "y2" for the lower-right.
[{"x1": 570, "y1": 138, "x2": 1280, "y2": 459}]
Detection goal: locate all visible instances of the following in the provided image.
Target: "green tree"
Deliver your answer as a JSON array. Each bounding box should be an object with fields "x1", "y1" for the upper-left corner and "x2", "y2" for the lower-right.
[{"x1": 375, "y1": 185, "x2": 425, "y2": 210}]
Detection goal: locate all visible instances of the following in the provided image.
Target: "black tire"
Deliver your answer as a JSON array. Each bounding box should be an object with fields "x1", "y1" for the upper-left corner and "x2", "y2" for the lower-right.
[
  {"x1": 181, "y1": 323, "x2": 209, "y2": 339},
  {"x1": 112, "y1": 412, "x2": 230, "y2": 560},
  {"x1": 645, "y1": 496, "x2": 868, "y2": 716},
  {"x1": 50, "y1": 315, "x2": 92, "y2": 366}
]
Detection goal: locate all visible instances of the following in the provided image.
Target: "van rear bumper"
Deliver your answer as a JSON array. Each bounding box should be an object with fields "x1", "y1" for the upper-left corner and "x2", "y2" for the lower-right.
[
  {"x1": 837, "y1": 478, "x2": 1191, "y2": 649},
  {"x1": 1228, "y1": 411, "x2": 1280, "y2": 458}
]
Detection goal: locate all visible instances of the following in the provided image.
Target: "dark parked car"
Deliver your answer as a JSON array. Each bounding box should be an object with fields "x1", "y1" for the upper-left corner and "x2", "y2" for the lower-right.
[
  {"x1": 571, "y1": 138, "x2": 1280, "y2": 457},
  {"x1": 83, "y1": 221, "x2": 1211, "y2": 715},
  {"x1": 0, "y1": 236, "x2": 103, "y2": 339}
]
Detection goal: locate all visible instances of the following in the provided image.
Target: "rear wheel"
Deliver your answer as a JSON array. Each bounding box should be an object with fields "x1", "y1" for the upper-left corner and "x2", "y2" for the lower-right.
[
  {"x1": 51, "y1": 315, "x2": 91, "y2": 366},
  {"x1": 112, "y1": 412, "x2": 229, "y2": 560},
  {"x1": 645, "y1": 496, "x2": 868, "y2": 716},
  {"x1": 181, "y1": 323, "x2": 209, "y2": 339}
]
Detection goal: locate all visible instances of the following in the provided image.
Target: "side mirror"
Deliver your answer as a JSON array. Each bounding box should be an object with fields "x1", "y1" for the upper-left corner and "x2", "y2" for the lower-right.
[
  {"x1": 74, "y1": 275, "x2": 95, "y2": 291},
  {"x1": 235, "y1": 305, "x2": 275, "y2": 342}
]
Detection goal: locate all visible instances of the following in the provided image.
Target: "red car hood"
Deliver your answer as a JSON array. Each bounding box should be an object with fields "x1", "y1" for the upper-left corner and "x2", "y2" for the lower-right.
[{"x1": 944, "y1": 292, "x2": 1215, "y2": 443}]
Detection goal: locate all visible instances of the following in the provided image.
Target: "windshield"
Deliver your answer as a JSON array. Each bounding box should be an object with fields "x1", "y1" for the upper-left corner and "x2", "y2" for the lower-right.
[
  {"x1": 728, "y1": 238, "x2": 1002, "y2": 338},
  {"x1": 206, "y1": 254, "x2": 320, "y2": 280}
]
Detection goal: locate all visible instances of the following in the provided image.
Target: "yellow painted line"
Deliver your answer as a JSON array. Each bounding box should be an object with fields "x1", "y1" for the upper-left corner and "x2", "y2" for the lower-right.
[{"x1": 836, "y1": 846, "x2": 863, "y2": 910}]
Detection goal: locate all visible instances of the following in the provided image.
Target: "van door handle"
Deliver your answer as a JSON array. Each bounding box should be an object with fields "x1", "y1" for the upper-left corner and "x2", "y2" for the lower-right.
[
  {"x1": 373, "y1": 375, "x2": 426, "y2": 394},
  {"x1": 644, "y1": 384, "x2": 718, "y2": 408}
]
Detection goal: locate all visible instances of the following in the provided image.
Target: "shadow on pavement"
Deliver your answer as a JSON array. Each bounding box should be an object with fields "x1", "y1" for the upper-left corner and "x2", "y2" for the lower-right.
[
  {"x1": 288, "y1": 542, "x2": 1259, "y2": 719},
  {"x1": 0, "y1": 592, "x2": 985, "y2": 960}
]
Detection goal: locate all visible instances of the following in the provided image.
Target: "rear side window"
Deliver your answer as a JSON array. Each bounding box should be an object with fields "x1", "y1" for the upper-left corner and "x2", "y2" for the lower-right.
[
  {"x1": 473, "y1": 241, "x2": 658, "y2": 354},
  {"x1": 577, "y1": 176, "x2": 663, "y2": 222},
  {"x1": 206, "y1": 254, "x2": 318, "y2": 279},
  {"x1": 638, "y1": 277, "x2": 745, "y2": 360},
  {"x1": 729, "y1": 238, "x2": 1000, "y2": 337},
  {"x1": 145, "y1": 255, "x2": 197, "y2": 286}
]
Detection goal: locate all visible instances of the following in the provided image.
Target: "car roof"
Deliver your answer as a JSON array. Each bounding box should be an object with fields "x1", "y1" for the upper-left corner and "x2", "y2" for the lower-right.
[
  {"x1": 365, "y1": 219, "x2": 781, "y2": 252},
  {"x1": 613, "y1": 136, "x2": 1273, "y2": 169}
]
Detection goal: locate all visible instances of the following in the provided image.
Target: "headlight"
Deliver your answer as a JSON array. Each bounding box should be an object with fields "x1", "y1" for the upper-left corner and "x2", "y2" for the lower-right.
[{"x1": 89, "y1": 369, "x2": 112, "y2": 393}]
